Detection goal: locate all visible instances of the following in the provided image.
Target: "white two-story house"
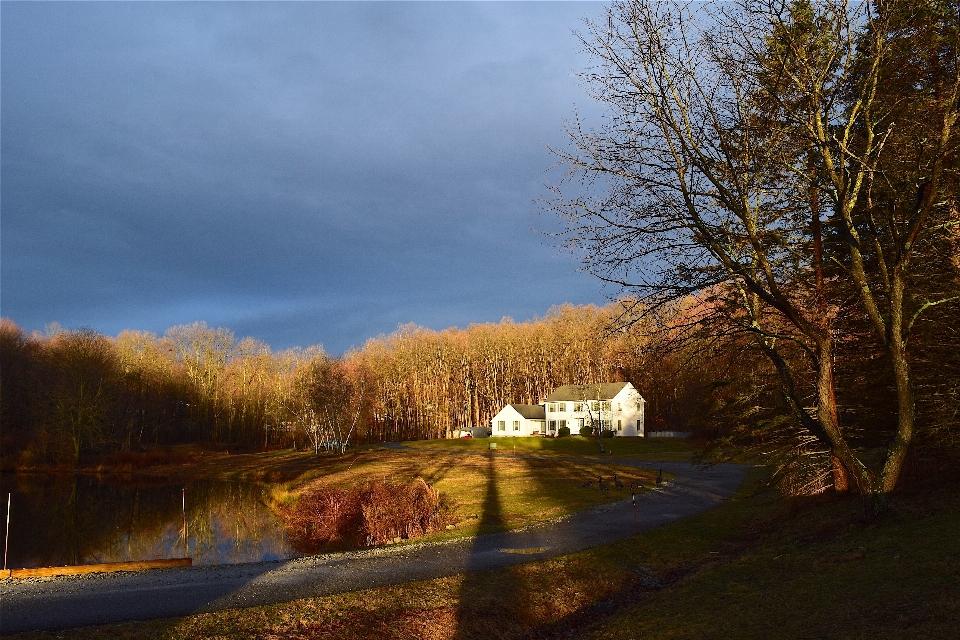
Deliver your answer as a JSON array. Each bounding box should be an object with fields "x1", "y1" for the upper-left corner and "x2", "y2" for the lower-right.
[{"x1": 490, "y1": 382, "x2": 645, "y2": 437}]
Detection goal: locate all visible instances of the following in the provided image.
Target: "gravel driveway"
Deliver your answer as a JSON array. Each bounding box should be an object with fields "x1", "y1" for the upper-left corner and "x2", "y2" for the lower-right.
[{"x1": 0, "y1": 456, "x2": 746, "y2": 634}]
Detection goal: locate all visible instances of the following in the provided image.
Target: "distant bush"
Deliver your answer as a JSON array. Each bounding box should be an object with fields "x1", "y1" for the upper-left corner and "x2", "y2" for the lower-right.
[
  {"x1": 284, "y1": 477, "x2": 455, "y2": 552},
  {"x1": 557, "y1": 426, "x2": 571, "y2": 437},
  {"x1": 601, "y1": 429, "x2": 616, "y2": 438},
  {"x1": 579, "y1": 425, "x2": 594, "y2": 437}
]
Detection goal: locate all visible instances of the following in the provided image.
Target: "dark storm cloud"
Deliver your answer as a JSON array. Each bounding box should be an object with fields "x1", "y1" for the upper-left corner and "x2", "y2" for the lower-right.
[{"x1": 1, "y1": 1, "x2": 608, "y2": 353}]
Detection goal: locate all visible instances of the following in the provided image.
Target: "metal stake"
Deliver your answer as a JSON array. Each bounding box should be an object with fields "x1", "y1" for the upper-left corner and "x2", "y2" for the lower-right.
[
  {"x1": 4, "y1": 493, "x2": 10, "y2": 572},
  {"x1": 182, "y1": 488, "x2": 188, "y2": 558}
]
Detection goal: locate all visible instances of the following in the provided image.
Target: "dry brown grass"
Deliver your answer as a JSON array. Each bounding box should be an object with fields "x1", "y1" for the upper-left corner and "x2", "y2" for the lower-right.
[{"x1": 90, "y1": 449, "x2": 198, "y2": 473}]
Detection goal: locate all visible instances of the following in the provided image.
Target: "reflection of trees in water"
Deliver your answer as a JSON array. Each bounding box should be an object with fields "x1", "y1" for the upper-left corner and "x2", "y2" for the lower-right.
[
  {"x1": 182, "y1": 481, "x2": 291, "y2": 565},
  {"x1": 0, "y1": 475, "x2": 297, "y2": 568}
]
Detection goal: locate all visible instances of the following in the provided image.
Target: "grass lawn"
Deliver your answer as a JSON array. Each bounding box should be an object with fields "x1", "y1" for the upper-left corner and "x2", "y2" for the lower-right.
[
  {"x1": 14, "y1": 467, "x2": 959, "y2": 640},
  {"x1": 271, "y1": 449, "x2": 660, "y2": 542},
  {"x1": 127, "y1": 435, "x2": 694, "y2": 483},
  {"x1": 404, "y1": 435, "x2": 697, "y2": 461},
  {"x1": 125, "y1": 439, "x2": 675, "y2": 543}
]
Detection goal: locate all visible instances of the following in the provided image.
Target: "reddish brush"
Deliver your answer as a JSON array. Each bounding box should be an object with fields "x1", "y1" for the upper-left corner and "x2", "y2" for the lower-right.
[
  {"x1": 284, "y1": 486, "x2": 365, "y2": 551},
  {"x1": 285, "y1": 477, "x2": 454, "y2": 552},
  {"x1": 362, "y1": 477, "x2": 452, "y2": 545}
]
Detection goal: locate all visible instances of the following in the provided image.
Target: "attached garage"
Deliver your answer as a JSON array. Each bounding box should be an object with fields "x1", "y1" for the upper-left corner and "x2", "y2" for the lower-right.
[{"x1": 489, "y1": 404, "x2": 546, "y2": 437}]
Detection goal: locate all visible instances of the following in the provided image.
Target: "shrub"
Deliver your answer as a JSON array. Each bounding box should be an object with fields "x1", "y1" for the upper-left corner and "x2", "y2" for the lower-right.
[
  {"x1": 579, "y1": 425, "x2": 594, "y2": 437},
  {"x1": 284, "y1": 477, "x2": 455, "y2": 552},
  {"x1": 284, "y1": 486, "x2": 365, "y2": 551},
  {"x1": 601, "y1": 429, "x2": 616, "y2": 438},
  {"x1": 557, "y1": 426, "x2": 571, "y2": 437},
  {"x1": 361, "y1": 477, "x2": 452, "y2": 545}
]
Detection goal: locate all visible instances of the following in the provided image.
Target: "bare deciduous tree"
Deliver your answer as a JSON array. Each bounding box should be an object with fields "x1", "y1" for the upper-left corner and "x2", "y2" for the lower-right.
[{"x1": 545, "y1": 0, "x2": 958, "y2": 500}]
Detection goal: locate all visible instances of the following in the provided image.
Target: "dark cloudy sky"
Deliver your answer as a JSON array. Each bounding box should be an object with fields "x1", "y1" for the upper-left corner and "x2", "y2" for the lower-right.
[{"x1": 1, "y1": 1, "x2": 609, "y2": 354}]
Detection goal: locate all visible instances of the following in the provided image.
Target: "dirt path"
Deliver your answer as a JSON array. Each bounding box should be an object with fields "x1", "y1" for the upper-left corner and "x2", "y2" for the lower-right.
[{"x1": 0, "y1": 457, "x2": 746, "y2": 635}]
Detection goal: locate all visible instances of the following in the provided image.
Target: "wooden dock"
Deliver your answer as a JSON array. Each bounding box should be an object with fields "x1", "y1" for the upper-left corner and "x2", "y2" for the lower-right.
[{"x1": 1, "y1": 557, "x2": 192, "y2": 579}]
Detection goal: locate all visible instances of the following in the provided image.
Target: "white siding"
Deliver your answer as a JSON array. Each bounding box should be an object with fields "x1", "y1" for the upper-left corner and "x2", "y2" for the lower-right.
[{"x1": 489, "y1": 406, "x2": 545, "y2": 437}]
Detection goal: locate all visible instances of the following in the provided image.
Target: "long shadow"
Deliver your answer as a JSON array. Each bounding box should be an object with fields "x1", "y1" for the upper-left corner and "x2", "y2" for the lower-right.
[
  {"x1": 417, "y1": 452, "x2": 462, "y2": 486},
  {"x1": 452, "y1": 453, "x2": 535, "y2": 639},
  {"x1": 472, "y1": 446, "x2": 659, "y2": 631}
]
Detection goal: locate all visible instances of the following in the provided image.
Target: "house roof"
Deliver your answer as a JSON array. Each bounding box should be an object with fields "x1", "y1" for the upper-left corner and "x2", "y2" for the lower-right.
[
  {"x1": 509, "y1": 404, "x2": 546, "y2": 420},
  {"x1": 545, "y1": 382, "x2": 630, "y2": 402}
]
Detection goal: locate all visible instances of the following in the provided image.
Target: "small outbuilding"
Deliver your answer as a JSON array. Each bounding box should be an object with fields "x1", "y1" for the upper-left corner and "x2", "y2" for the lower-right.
[{"x1": 490, "y1": 404, "x2": 547, "y2": 437}]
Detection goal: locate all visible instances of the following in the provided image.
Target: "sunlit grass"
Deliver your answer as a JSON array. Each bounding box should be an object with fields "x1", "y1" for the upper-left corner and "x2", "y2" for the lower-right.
[
  {"x1": 112, "y1": 436, "x2": 694, "y2": 486},
  {"x1": 133, "y1": 442, "x2": 664, "y2": 544},
  {"x1": 403, "y1": 435, "x2": 696, "y2": 461},
  {"x1": 272, "y1": 450, "x2": 660, "y2": 542}
]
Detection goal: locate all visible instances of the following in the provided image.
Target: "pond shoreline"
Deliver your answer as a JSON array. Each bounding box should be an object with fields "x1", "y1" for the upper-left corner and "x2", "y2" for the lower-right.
[{"x1": 0, "y1": 472, "x2": 300, "y2": 571}]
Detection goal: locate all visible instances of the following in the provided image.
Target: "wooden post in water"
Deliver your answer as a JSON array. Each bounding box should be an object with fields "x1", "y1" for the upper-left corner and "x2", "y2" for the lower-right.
[
  {"x1": 4, "y1": 493, "x2": 10, "y2": 572},
  {"x1": 181, "y1": 488, "x2": 188, "y2": 558}
]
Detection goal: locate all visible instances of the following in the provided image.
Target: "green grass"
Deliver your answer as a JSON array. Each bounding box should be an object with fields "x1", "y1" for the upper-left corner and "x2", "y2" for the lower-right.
[
  {"x1": 108, "y1": 441, "x2": 665, "y2": 543},
  {"x1": 585, "y1": 479, "x2": 960, "y2": 639},
  {"x1": 402, "y1": 435, "x2": 696, "y2": 461},
  {"x1": 273, "y1": 449, "x2": 660, "y2": 543}
]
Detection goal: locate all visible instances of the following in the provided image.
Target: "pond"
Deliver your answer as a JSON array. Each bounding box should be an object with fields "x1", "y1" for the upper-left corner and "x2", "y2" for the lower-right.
[{"x1": 0, "y1": 474, "x2": 301, "y2": 569}]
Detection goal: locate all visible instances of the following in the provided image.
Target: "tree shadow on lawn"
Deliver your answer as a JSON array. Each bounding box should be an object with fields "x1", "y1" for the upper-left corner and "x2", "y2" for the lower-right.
[
  {"x1": 452, "y1": 454, "x2": 530, "y2": 640},
  {"x1": 447, "y1": 452, "x2": 651, "y2": 639}
]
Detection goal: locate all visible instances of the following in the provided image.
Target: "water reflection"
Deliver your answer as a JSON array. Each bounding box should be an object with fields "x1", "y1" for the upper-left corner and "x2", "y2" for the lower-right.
[{"x1": 0, "y1": 474, "x2": 299, "y2": 568}]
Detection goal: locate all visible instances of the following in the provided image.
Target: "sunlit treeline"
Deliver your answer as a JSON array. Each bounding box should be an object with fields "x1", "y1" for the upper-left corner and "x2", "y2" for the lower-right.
[
  {"x1": 349, "y1": 302, "x2": 769, "y2": 442},
  {"x1": 0, "y1": 303, "x2": 738, "y2": 466},
  {"x1": 0, "y1": 319, "x2": 321, "y2": 465},
  {"x1": 4, "y1": 288, "x2": 957, "y2": 469}
]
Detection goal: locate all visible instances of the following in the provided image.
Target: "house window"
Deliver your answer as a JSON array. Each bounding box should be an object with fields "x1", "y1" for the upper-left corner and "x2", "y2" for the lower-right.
[
  {"x1": 590, "y1": 401, "x2": 599, "y2": 411},
  {"x1": 577, "y1": 418, "x2": 585, "y2": 428},
  {"x1": 602, "y1": 420, "x2": 611, "y2": 430},
  {"x1": 558, "y1": 402, "x2": 566, "y2": 412},
  {"x1": 513, "y1": 420, "x2": 520, "y2": 431},
  {"x1": 548, "y1": 403, "x2": 556, "y2": 413},
  {"x1": 617, "y1": 420, "x2": 622, "y2": 431},
  {"x1": 574, "y1": 402, "x2": 583, "y2": 412},
  {"x1": 498, "y1": 421, "x2": 506, "y2": 431},
  {"x1": 549, "y1": 420, "x2": 557, "y2": 429},
  {"x1": 617, "y1": 403, "x2": 622, "y2": 412},
  {"x1": 601, "y1": 401, "x2": 612, "y2": 411},
  {"x1": 559, "y1": 420, "x2": 566, "y2": 429}
]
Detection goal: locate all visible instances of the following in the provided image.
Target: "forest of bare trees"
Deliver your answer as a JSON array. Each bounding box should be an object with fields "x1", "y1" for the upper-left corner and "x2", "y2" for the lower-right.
[
  {"x1": 3, "y1": 287, "x2": 956, "y2": 485},
  {"x1": 0, "y1": 302, "x2": 770, "y2": 467}
]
